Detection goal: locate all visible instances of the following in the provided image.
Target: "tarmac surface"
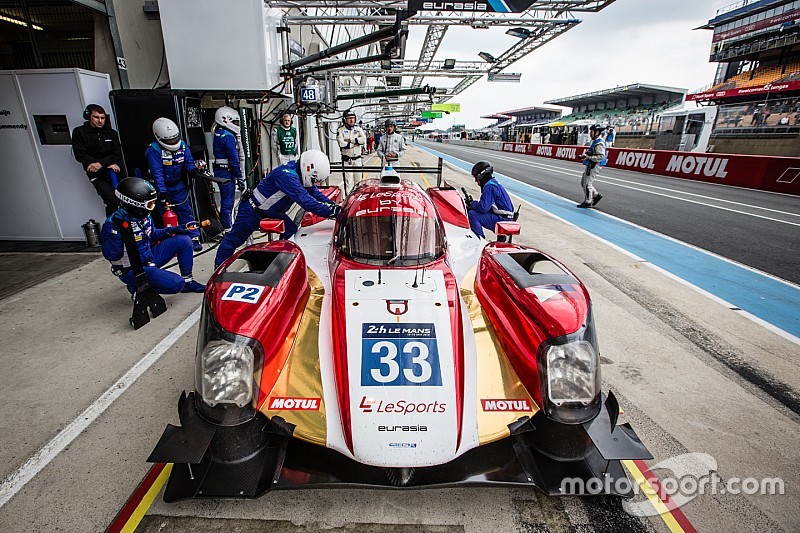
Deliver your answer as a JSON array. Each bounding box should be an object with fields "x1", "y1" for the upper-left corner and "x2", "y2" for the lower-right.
[{"x1": 0, "y1": 145, "x2": 798, "y2": 532}]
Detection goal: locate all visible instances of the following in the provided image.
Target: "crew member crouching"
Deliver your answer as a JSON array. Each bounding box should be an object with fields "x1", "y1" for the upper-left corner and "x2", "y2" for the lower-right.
[
  {"x1": 466, "y1": 160, "x2": 515, "y2": 239},
  {"x1": 101, "y1": 178, "x2": 205, "y2": 295}
]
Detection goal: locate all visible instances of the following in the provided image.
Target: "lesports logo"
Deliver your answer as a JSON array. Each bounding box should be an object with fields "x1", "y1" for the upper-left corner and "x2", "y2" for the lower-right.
[{"x1": 358, "y1": 396, "x2": 446, "y2": 415}]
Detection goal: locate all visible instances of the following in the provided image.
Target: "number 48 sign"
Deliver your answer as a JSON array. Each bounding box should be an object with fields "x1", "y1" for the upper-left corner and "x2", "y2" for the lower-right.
[{"x1": 361, "y1": 323, "x2": 442, "y2": 386}]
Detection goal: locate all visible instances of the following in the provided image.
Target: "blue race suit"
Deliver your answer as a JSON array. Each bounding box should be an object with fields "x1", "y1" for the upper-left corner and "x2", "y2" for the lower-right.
[
  {"x1": 100, "y1": 208, "x2": 195, "y2": 294},
  {"x1": 215, "y1": 160, "x2": 337, "y2": 267},
  {"x1": 213, "y1": 127, "x2": 242, "y2": 229},
  {"x1": 145, "y1": 140, "x2": 200, "y2": 239},
  {"x1": 468, "y1": 177, "x2": 515, "y2": 239}
]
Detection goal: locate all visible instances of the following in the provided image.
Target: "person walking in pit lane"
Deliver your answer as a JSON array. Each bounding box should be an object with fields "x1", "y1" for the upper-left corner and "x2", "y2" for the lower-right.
[
  {"x1": 576, "y1": 124, "x2": 607, "y2": 208},
  {"x1": 101, "y1": 177, "x2": 205, "y2": 296},
  {"x1": 212, "y1": 106, "x2": 244, "y2": 230},
  {"x1": 466, "y1": 161, "x2": 515, "y2": 239},
  {"x1": 145, "y1": 117, "x2": 206, "y2": 251},
  {"x1": 377, "y1": 119, "x2": 406, "y2": 165},
  {"x1": 214, "y1": 150, "x2": 342, "y2": 268}
]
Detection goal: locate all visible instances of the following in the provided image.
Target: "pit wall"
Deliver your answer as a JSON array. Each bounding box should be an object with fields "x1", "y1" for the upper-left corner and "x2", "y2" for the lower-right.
[{"x1": 440, "y1": 140, "x2": 800, "y2": 195}]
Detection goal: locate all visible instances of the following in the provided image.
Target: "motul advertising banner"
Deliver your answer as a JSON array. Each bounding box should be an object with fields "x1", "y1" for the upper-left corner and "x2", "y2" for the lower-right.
[{"x1": 500, "y1": 143, "x2": 800, "y2": 195}]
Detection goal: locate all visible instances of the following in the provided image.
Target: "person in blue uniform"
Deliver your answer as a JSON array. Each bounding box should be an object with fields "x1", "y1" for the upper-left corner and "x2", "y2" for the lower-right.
[
  {"x1": 466, "y1": 160, "x2": 515, "y2": 239},
  {"x1": 212, "y1": 106, "x2": 244, "y2": 230},
  {"x1": 214, "y1": 149, "x2": 342, "y2": 268},
  {"x1": 100, "y1": 177, "x2": 205, "y2": 296},
  {"x1": 145, "y1": 117, "x2": 205, "y2": 251}
]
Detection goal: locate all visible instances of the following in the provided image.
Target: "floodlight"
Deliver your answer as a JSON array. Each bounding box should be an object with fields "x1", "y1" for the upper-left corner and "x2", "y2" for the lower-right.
[{"x1": 479, "y1": 52, "x2": 497, "y2": 63}]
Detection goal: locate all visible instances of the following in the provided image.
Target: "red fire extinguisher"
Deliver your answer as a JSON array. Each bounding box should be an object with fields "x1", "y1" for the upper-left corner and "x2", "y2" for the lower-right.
[{"x1": 162, "y1": 203, "x2": 179, "y2": 227}]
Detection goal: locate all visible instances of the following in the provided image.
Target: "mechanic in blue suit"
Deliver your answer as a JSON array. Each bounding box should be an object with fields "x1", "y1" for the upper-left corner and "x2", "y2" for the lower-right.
[
  {"x1": 101, "y1": 177, "x2": 205, "y2": 295},
  {"x1": 466, "y1": 160, "x2": 515, "y2": 239},
  {"x1": 215, "y1": 149, "x2": 341, "y2": 268},
  {"x1": 212, "y1": 106, "x2": 244, "y2": 230},
  {"x1": 146, "y1": 117, "x2": 206, "y2": 252}
]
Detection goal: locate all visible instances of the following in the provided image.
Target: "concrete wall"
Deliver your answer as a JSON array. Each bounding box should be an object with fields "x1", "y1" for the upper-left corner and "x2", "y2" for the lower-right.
[
  {"x1": 109, "y1": 0, "x2": 167, "y2": 89},
  {"x1": 710, "y1": 136, "x2": 800, "y2": 157}
]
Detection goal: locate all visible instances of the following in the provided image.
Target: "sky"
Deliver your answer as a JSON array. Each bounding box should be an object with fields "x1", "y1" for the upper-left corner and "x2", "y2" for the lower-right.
[{"x1": 402, "y1": 0, "x2": 736, "y2": 129}]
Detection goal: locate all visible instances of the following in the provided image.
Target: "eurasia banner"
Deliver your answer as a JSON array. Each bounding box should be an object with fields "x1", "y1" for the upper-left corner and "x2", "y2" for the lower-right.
[
  {"x1": 499, "y1": 143, "x2": 800, "y2": 195},
  {"x1": 409, "y1": 0, "x2": 537, "y2": 13}
]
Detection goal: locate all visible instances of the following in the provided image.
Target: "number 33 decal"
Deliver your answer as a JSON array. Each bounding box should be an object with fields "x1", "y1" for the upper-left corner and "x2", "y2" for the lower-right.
[{"x1": 370, "y1": 341, "x2": 432, "y2": 384}]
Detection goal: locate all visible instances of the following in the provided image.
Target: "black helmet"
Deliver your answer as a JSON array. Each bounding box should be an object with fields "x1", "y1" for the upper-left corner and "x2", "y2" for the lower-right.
[
  {"x1": 343, "y1": 109, "x2": 356, "y2": 120},
  {"x1": 471, "y1": 160, "x2": 493, "y2": 182},
  {"x1": 115, "y1": 177, "x2": 157, "y2": 217},
  {"x1": 385, "y1": 118, "x2": 396, "y2": 128},
  {"x1": 589, "y1": 123, "x2": 605, "y2": 132}
]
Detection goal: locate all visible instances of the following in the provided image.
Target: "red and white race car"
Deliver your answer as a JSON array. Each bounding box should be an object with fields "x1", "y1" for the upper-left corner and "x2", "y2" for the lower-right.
[{"x1": 149, "y1": 169, "x2": 651, "y2": 501}]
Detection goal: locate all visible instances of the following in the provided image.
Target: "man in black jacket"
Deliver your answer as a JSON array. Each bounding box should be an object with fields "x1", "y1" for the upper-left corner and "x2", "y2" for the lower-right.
[{"x1": 71, "y1": 104, "x2": 125, "y2": 216}]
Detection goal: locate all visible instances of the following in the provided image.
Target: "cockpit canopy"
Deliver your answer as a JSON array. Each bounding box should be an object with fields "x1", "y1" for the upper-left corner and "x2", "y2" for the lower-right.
[{"x1": 336, "y1": 180, "x2": 446, "y2": 267}]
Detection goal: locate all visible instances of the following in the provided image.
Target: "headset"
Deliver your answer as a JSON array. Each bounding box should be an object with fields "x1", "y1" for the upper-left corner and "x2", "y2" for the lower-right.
[{"x1": 83, "y1": 104, "x2": 106, "y2": 121}]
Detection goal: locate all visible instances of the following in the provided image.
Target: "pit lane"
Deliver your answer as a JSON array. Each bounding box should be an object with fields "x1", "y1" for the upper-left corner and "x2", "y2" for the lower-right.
[{"x1": 0, "y1": 146, "x2": 798, "y2": 532}]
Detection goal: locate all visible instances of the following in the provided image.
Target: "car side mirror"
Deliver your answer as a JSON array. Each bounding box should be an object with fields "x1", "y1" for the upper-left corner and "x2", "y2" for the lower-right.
[{"x1": 259, "y1": 218, "x2": 285, "y2": 241}]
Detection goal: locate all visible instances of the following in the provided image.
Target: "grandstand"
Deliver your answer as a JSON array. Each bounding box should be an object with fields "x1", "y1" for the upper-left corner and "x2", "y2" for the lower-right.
[
  {"x1": 691, "y1": 1, "x2": 800, "y2": 137},
  {"x1": 545, "y1": 84, "x2": 686, "y2": 136}
]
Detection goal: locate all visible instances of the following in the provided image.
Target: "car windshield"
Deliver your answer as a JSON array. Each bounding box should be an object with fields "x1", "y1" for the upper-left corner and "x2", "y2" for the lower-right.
[{"x1": 338, "y1": 213, "x2": 444, "y2": 266}]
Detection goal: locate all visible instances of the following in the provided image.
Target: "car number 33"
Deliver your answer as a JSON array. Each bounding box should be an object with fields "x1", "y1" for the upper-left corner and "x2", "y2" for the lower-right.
[{"x1": 361, "y1": 338, "x2": 443, "y2": 387}]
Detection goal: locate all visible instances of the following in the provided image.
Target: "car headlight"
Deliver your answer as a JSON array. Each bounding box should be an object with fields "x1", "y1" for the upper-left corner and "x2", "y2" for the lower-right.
[
  {"x1": 536, "y1": 306, "x2": 602, "y2": 425},
  {"x1": 200, "y1": 340, "x2": 254, "y2": 408},
  {"x1": 546, "y1": 341, "x2": 597, "y2": 406}
]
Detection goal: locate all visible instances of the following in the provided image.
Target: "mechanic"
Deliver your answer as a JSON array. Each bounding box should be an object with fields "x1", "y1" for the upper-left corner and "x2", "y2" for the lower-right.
[
  {"x1": 100, "y1": 177, "x2": 205, "y2": 296},
  {"x1": 214, "y1": 149, "x2": 342, "y2": 268},
  {"x1": 271, "y1": 113, "x2": 298, "y2": 166},
  {"x1": 466, "y1": 161, "x2": 515, "y2": 239},
  {"x1": 576, "y1": 124, "x2": 607, "y2": 208},
  {"x1": 71, "y1": 104, "x2": 124, "y2": 217},
  {"x1": 336, "y1": 109, "x2": 367, "y2": 195},
  {"x1": 376, "y1": 119, "x2": 406, "y2": 165},
  {"x1": 212, "y1": 106, "x2": 244, "y2": 230},
  {"x1": 145, "y1": 117, "x2": 206, "y2": 251}
]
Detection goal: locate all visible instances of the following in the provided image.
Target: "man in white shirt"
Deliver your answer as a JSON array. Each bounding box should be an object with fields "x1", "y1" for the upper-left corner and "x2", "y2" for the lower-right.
[{"x1": 336, "y1": 109, "x2": 367, "y2": 194}]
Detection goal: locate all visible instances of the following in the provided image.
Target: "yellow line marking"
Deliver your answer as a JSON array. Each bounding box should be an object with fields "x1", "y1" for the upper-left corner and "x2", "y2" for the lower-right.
[
  {"x1": 409, "y1": 155, "x2": 432, "y2": 188},
  {"x1": 623, "y1": 460, "x2": 687, "y2": 533},
  {"x1": 120, "y1": 463, "x2": 173, "y2": 533}
]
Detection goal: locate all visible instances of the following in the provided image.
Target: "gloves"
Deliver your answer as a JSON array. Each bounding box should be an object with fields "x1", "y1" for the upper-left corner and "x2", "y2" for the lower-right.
[
  {"x1": 172, "y1": 224, "x2": 191, "y2": 235},
  {"x1": 157, "y1": 193, "x2": 169, "y2": 211},
  {"x1": 328, "y1": 203, "x2": 342, "y2": 219},
  {"x1": 236, "y1": 178, "x2": 246, "y2": 192}
]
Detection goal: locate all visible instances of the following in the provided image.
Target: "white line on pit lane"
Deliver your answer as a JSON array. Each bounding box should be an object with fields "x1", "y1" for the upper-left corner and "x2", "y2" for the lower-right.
[
  {"x1": 436, "y1": 145, "x2": 800, "y2": 224},
  {"x1": 0, "y1": 306, "x2": 202, "y2": 509}
]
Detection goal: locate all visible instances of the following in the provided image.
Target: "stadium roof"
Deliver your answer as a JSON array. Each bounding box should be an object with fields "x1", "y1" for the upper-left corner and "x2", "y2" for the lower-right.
[
  {"x1": 496, "y1": 105, "x2": 564, "y2": 116},
  {"x1": 700, "y1": 0, "x2": 790, "y2": 28},
  {"x1": 545, "y1": 83, "x2": 687, "y2": 107},
  {"x1": 480, "y1": 113, "x2": 512, "y2": 120}
]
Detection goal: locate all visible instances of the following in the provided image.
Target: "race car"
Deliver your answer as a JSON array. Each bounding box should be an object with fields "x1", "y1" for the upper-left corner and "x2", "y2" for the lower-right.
[{"x1": 149, "y1": 168, "x2": 651, "y2": 501}]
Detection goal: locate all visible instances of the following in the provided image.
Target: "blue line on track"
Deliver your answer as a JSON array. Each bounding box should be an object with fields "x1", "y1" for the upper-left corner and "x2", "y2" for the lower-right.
[{"x1": 415, "y1": 143, "x2": 800, "y2": 339}]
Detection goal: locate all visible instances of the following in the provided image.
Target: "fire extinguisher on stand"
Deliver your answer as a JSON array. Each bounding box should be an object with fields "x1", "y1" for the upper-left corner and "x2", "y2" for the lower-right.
[{"x1": 162, "y1": 203, "x2": 179, "y2": 227}]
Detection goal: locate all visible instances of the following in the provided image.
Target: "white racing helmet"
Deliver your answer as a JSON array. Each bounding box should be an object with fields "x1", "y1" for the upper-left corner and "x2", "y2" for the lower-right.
[
  {"x1": 299, "y1": 149, "x2": 331, "y2": 187},
  {"x1": 214, "y1": 106, "x2": 240, "y2": 135},
  {"x1": 153, "y1": 117, "x2": 181, "y2": 151}
]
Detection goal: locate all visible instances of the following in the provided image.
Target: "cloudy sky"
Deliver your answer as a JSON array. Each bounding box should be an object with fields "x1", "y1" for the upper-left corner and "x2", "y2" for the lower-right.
[{"x1": 403, "y1": 0, "x2": 736, "y2": 129}]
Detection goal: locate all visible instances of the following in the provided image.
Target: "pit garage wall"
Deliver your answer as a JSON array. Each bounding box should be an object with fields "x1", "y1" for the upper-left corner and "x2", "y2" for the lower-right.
[{"x1": 443, "y1": 140, "x2": 800, "y2": 196}]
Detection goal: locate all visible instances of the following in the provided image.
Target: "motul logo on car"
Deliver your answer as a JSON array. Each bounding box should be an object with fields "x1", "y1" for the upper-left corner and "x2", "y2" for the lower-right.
[
  {"x1": 615, "y1": 151, "x2": 656, "y2": 170},
  {"x1": 268, "y1": 397, "x2": 320, "y2": 410},
  {"x1": 481, "y1": 399, "x2": 533, "y2": 412},
  {"x1": 665, "y1": 155, "x2": 729, "y2": 178}
]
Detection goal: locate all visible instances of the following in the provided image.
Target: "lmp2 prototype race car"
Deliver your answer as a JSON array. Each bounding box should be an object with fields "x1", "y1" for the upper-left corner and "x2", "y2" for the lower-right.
[{"x1": 149, "y1": 168, "x2": 651, "y2": 501}]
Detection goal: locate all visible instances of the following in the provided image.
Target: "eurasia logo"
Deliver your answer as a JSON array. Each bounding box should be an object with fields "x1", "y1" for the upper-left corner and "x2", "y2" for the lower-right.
[
  {"x1": 268, "y1": 397, "x2": 321, "y2": 410},
  {"x1": 481, "y1": 399, "x2": 532, "y2": 412}
]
